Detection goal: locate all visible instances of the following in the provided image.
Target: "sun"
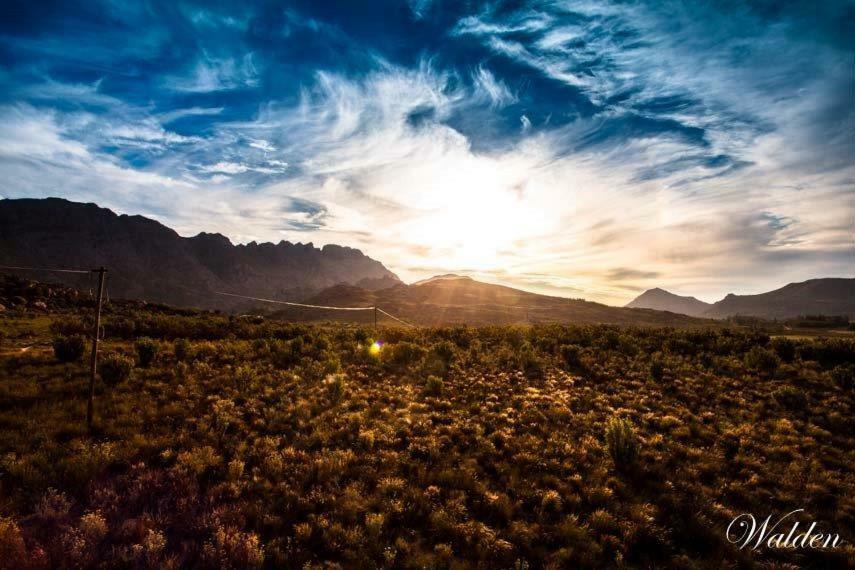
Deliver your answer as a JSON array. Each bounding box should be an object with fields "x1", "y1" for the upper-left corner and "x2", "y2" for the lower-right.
[{"x1": 401, "y1": 166, "x2": 546, "y2": 271}]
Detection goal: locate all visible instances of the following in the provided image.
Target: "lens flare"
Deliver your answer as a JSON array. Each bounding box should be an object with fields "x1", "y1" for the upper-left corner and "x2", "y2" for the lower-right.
[{"x1": 369, "y1": 341, "x2": 382, "y2": 356}]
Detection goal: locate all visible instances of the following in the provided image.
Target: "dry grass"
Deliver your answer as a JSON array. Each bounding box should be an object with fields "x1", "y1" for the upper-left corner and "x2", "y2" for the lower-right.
[{"x1": 0, "y1": 308, "x2": 852, "y2": 568}]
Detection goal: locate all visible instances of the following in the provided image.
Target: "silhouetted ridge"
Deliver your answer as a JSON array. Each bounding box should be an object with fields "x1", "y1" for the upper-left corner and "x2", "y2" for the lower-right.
[
  {"x1": 626, "y1": 288, "x2": 711, "y2": 317},
  {"x1": 628, "y1": 278, "x2": 854, "y2": 319},
  {"x1": 284, "y1": 275, "x2": 709, "y2": 327},
  {"x1": 0, "y1": 197, "x2": 400, "y2": 309}
]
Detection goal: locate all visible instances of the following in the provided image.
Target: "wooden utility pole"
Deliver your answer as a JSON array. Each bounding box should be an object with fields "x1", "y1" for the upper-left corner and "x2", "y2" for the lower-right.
[
  {"x1": 87, "y1": 267, "x2": 107, "y2": 430},
  {"x1": 374, "y1": 306, "x2": 378, "y2": 330}
]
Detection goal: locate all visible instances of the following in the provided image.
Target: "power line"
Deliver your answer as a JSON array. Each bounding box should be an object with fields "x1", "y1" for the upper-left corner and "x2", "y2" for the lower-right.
[
  {"x1": 215, "y1": 290, "x2": 417, "y2": 326},
  {"x1": 214, "y1": 290, "x2": 375, "y2": 311},
  {"x1": 377, "y1": 307, "x2": 417, "y2": 327},
  {"x1": 0, "y1": 263, "x2": 418, "y2": 326},
  {"x1": 0, "y1": 264, "x2": 91, "y2": 275}
]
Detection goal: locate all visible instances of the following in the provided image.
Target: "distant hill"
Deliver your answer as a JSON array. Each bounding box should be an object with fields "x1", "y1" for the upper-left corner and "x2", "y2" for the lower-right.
[
  {"x1": 273, "y1": 274, "x2": 710, "y2": 327},
  {"x1": 0, "y1": 198, "x2": 399, "y2": 310},
  {"x1": 704, "y1": 278, "x2": 855, "y2": 319},
  {"x1": 625, "y1": 288, "x2": 712, "y2": 317},
  {"x1": 628, "y1": 278, "x2": 854, "y2": 320}
]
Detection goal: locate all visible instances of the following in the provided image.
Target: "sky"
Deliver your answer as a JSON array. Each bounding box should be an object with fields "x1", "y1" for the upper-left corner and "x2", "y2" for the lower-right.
[{"x1": 0, "y1": 0, "x2": 852, "y2": 304}]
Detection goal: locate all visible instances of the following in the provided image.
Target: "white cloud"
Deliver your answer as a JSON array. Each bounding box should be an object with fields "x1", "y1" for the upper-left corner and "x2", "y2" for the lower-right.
[
  {"x1": 248, "y1": 139, "x2": 275, "y2": 152},
  {"x1": 159, "y1": 107, "x2": 224, "y2": 124},
  {"x1": 164, "y1": 53, "x2": 259, "y2": 92},
  {"x1": 106, "y1": 122, "x2": 198, "y2": 146},
  {"x1": 407, "y1": 0, "x2": 433, "y2": 19},
  {"x1": 198, "y1": 160, "x2": 288, "y2": 175},
  {"x1": 200, "y1": 161, "x2": 250, "y2": 174},
  {"x1": 472, "y1": 66, "x2": 516, "y2": 108},
  {"x1": 1, "y1": 25, "x2": 851, "y2": 306},
  {"x1": 0, "y1": 105, "x2": 90, "y2": 159},
  {"x1": 15, "y1": 78, "x2": 122, "y2": 107}
]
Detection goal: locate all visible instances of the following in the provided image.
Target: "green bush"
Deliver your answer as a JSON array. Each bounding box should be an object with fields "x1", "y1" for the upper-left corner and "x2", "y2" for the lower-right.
[
  {"x1": 605, "y1": 417, "x2": 639, "y2": 469},
  {"x1": 649, "y1": 357, "x2": 665, "y2": 382},
  {"x1": 106, "y1": 317, "x2": 136, "y2": 338},
  {"x1": 52, "y1": 335, "x2": 87, "y2": 363},
  {"x1": 559, "y1": 344, "x2": 582, "y2": 370},
  {"x1": 773, "y1": 386, "x2": 807, "y2": 410},
  {"x1": 271, "y1": 338, "x2": 305, "y2": 369},
  {"x1": 830, "y1": 365, "x2": 853, "y2": 390},
  {"x1": 431, "y1": 341, "x2": 457, "y2": 366},
  {"x1": 174, "y1": 338, "x2": 190, "y2": 362},
  {"x1": 770, "y1": 338, "x2": 797, "y2": 363},
  {"x1": 49, "y1": 316, "x2": 89, "y2": 337},
  {"x1": 424, "y1": 375, "x2": 444, "y2": 396},
  {"x1": 251, "y1": 338, "x2": 269, "y2": 356},
  {"x1": 327, "y1": 373, "x2": 346, "y2": 402},
  {"x1": 517, "y1": 342, "x2": 544, "y2": 379},
  {"x1": 382, "y1": 342, "x2": 427, "y2": 372},
  {"x1": 354, "y1": 328, "x2": 370, "y2": 344},
  {"x1": 421, "y1": 341, "x2": 457, "y2": 377},
  {"x1": 744, "y1": 346, "x2": 781, "y2": 377},
  {"x1": 99, "y1": 353, "x2": 134, "y2": 386},
  {"x1": 135, "y1": 337, "x2": 159, "y2": 368},
  {"x1": 234, "y1": 364, "x2": 257, "y2": 392}
]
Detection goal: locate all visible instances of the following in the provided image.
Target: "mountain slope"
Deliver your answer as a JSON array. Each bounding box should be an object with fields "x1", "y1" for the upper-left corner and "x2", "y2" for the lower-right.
[
  {"x1": 0, "y1": 198, "x2": 399, "y2": 309},
  {"x1": 625, "y1": 288, "x2": 712, "y2": 317},
  {"x1": 705, "y1": 278, "x2": 855, "y2": 319},
  {"x1": 273, "y1": 275, "x2": 710, "y2": 327},
  {"x1": 627, "y1": 279, "x2": 855, "y2": 319}
]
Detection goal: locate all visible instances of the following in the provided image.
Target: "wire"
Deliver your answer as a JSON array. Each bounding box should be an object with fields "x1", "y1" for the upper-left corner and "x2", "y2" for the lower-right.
[
  {"x1": 377, "y1": 307, "x2": 417, "y2": 327},
  {"x1": 0, "y1": 264, "x2": 91, "y2": 275},
  {"x1": 215, "y1": 290, "x2": 419, "y2": 326},
  {"x1": 214, "y1": 290, "x2": 375, "y2": 311},
  {"x1": 0, "y1": 264, "x2": 419, "y2": 325},
  {"x1": 215, "y1": 290, "x2": 417, "y2": 326}
]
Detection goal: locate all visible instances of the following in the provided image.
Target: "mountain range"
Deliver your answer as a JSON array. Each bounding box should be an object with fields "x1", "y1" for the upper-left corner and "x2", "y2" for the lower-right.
[
  {"x1": 0, "y1": 198, "x2": 398, "y2": 310},
  {"x1": 626, "y1": 279, "x2": 854, "y2": 320},
  {"x1": 270, "y1": 274, "x2": 705, "y2": 327},
  {"x1": 1, "y1": 198, "x2": 850, "y2": 324}
]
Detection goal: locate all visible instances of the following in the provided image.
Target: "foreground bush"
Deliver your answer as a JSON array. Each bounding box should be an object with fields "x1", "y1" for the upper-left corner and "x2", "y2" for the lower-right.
[
  {"x1": 559, "y1": 343, "x2": 582, "y2": 370},
  {"x1": 773, "y1": 385, "x2": 807, "y2": 410},
  {"x1": 424, "y1": 374, "x2": 444, "y2": 396},
  {"x1": 744, "y1": 345, "x2": 781, "y2": 376},
  {"x1": 99, "y1": 353, "x2": 133, "y2": 385},
  {"x1": 0, "y1": 516, "x2": 27, "y2": 568},
  {"x1": 831, "y1": 365, "x2": 854, "y2": 390},
  {"x1": 52, "y1": 334, "x2": 87, "y2": 363},
  {"x1": 325, "y1": 373, "x2": 346, "y2": 402},
  {"x1": 134, "y1": 337, "x2": 159, "y2": 367},
  {"x1": 649, "y1": 356, "x2": 665, "y2": 381},
  {"x1": 605, "y1": 417, "x2": 639, "y2": 469},
  {"x1": 174, "y1": 338, "x2": 190, "y2": 362}
]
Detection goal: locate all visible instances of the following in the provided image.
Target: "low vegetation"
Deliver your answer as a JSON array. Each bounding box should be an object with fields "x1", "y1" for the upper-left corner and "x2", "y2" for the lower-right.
[
  {"x1": 0, "y1": 307, "x2": 852, "y2": 568},
  {"x1": 51, "y1": 335, "x2": 86, "y2": 364}
]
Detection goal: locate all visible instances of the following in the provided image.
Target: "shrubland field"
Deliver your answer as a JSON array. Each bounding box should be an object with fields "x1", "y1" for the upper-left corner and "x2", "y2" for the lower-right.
[{"x1": 0, "y1": 304, "x2": 853, "y2": 568}]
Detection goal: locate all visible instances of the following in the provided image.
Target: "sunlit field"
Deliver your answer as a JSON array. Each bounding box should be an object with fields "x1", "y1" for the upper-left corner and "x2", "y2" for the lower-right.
[{"x1": 0, "y1": 302, "x2": 852, "y2": 569}]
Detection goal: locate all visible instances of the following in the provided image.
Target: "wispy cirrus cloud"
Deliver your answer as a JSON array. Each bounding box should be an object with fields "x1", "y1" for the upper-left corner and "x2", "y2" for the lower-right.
[{"x1": 164, "y1": 53, "x2": 260, "y2": 93}]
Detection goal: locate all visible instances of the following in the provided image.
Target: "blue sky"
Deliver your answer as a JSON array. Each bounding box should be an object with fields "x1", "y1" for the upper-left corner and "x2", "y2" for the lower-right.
[{"x1": 0, "y1": 0, "x2": 852, "y2": 303}]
